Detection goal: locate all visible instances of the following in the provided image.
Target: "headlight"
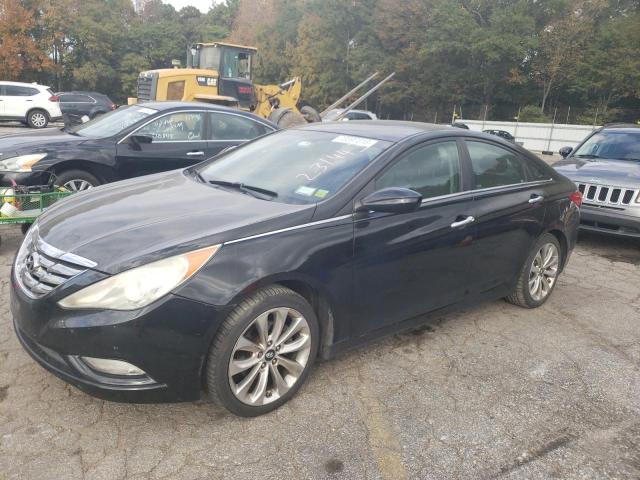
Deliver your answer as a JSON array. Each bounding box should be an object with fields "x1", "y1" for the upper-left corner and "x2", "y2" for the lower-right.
[
  {"x1": 58, "y1": 245, "x2": 221, "y2": 310},
  {"x1": 0, "y1": 153, "x2": 47, "y2": 172}
]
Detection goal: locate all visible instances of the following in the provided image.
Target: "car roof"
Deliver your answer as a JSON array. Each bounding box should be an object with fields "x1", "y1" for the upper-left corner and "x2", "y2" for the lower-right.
[
  {"x1": 600, "y1": 124, "x2": 640, "y2": 133},
  {"x1": 130, "y1": 101, "x2": 276, "y2": 125},
  {"x1": 57, "y1": 91, "x2": 109, "y2": 96},
  {"x1": 297, "y1": 120, "x2": 452, "y2": 142},
  {"x1": 0, "y1": 81, "x2": 49, "y2": 89}
]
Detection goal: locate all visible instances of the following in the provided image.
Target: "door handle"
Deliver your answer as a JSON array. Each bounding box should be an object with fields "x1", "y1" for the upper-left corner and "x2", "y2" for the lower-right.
[
  {"x1": 26, "y1": 99, "x2": 33, "y2": 102},
  {"x1": 528, "y1": 194, "x2": 544, "y2": 204},
  {"x1": 450, "y1": 215, "x2": 475, "y2": 229},
  {"x1": 186, "y1": 151, "x2": 204, "y2": 156}
]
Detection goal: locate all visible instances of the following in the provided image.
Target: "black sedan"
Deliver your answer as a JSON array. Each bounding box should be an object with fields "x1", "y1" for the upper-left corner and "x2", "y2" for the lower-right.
[
  {"x1": 12, "y1": 122, "x2": 581, "y2": 416},
  {"x1": 0, "y1": 102, "x2": 276, "y2": 191}
]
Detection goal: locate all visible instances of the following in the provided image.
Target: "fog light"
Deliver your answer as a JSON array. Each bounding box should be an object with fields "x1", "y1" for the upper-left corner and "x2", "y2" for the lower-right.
[{"x1": 80, "y1": 357, "x2": 145, "y2": 376}]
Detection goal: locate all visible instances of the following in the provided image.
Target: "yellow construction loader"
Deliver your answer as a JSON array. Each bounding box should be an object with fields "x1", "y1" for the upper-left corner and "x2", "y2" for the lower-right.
[{"x1": 133, "y1": 42, "x2": 320, "y2": 126}]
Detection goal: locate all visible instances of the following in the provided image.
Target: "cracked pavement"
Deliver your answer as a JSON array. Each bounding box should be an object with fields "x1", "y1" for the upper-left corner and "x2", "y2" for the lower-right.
[{"x1": 0, "y1": 212, "x2": 639, "y2": 479}]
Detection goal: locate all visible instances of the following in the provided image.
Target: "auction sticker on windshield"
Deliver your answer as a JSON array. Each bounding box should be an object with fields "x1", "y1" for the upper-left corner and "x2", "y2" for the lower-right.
[{"x1": 331, "y1": 135, "x2": 378, "y2": 148}]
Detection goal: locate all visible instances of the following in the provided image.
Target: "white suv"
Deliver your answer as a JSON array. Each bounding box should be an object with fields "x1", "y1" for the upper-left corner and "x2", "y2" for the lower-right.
[{"x1": 0, "y1": 81, "x2": 63, "y2": 128}]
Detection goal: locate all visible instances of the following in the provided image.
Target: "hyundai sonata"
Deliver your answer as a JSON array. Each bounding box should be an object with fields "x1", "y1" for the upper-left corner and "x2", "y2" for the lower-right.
[{"x1": 12, "y1": 122, "x2": 581, "y2": 416}]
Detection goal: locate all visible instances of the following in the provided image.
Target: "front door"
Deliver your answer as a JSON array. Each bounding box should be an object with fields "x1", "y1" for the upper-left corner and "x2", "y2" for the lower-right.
[
  {"x1": 463, "y1": 139, "x2": 548, "y2": 293},
  {"x1": 351, "y1": 139, "x2": 476, "y2": 337},
  {"x1": 115, "y1": 111, "x2": 213, "y2": 179}
]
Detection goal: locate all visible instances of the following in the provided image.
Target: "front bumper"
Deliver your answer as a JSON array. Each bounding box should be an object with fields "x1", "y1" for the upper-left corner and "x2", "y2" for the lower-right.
[
  {"x1": 0, "y1": 171, "x2": 53, "y2": 187},
  {"x1": 579, "y1": 204, "x2": 640, "y2": 238},
  {"x1": 11, "y1": 275, "x2": 230, "y2": 403}
]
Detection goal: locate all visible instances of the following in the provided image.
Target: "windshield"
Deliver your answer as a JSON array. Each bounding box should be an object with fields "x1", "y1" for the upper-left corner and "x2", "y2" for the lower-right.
[
  {"x1": 221, "y1": 48, "x2": 252, "y2": 79},
  {"x1": 68, "y1": 105, "x2": 158, "y2": 138},
  {"x1": 574, "y1": 131, "x2": 640, "y2": 161},
  {"x1": 195, "y1": 130, "x2": 391, "y2": 204}
]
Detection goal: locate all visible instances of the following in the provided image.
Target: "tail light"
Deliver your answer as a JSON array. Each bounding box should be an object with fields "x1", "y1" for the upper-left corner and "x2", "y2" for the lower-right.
[
  {"x1": 569, "y1": 191, "x2": 582, "y2": 207},
  {"x1": 48, "y1": 95, "x2": 60, "y2": 102},
  {"x1": 110, "y1": 103, "x2": 118, "y2": 110}
]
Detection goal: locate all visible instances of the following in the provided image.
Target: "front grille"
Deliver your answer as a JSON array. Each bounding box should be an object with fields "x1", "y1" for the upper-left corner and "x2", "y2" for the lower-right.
[
  {"x1": 16, "y1": 232, "x2": 96, "y2": 299},
  {"x1": 577, "y1": 182, "x2": 639, "y2": 208},
  {"x1": 137, "y1": 72, "x2": 158, "y2": 102}
]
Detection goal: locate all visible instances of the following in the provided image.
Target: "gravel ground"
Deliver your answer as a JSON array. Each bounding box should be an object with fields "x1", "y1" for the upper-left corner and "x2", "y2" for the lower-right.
[
  {"x1": 0, "y1": 124, "x2": 638, "y2": 479},
  {"x1": 0, "y1": 227, "x2": 639, "y2": 480}
]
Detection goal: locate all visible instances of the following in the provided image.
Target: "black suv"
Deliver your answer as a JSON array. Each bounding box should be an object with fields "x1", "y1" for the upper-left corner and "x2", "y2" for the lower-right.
[{"x1": 56, "y1": 91, "x2": 117, "y2": 121}]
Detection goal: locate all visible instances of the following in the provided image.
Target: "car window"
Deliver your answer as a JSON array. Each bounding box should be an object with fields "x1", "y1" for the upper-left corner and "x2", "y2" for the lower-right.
[
  {"x1": 376, "y1": 141, "x2": 461, "y2": 199},
  {"x1": 136, "y1": 112, "x2": 204, "y2": 141},
  {"x1": 349, "y1": 112, "x2": 372, "y2": 120},
  {"x1": 5, "y1": 86, "x2": 38, "y2": 96},
  {"x1": 209, "y1": 112, "x2": 269, "y2": 140},
  {"x1": 466, "y1": 141, "x2": 528, "y2": 189},
  {"x1": 61, "y1": 94, "x2": 92, "y2": 102}
]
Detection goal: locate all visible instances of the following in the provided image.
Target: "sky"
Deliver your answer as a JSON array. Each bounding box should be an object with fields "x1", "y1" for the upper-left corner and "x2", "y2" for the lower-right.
[{"x1": 162, "y1": 0, "x2": 213, "y2": 13}]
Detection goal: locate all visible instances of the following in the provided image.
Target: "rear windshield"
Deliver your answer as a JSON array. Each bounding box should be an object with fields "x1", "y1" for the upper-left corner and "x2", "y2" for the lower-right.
[{"x1": 195, "y1": 129, "x2": 391, "y2": 204}]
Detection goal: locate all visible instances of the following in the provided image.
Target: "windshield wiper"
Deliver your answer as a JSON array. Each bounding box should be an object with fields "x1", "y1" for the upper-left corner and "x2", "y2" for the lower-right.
[
  {"x1": 208, "y1": 179, "x2": 278, "y2": 200},
  {"x1": 575, "y1": 154, "x2": 601, "y2": 159}
]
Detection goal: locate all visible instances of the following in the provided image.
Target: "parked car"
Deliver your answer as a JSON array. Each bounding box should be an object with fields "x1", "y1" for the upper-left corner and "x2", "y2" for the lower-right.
[
  {"x1": 0, "y1": 102, "x2": 276, "y2": 191},
  {"x1": 0, "y1": 81, "x2": 62, "y2": 128},
  {"x1": 554, "y1": 123, "x2": 640, "y2": 238},
  {"x1": 12, "y1": 122, "x2": 580, "y2": 416},
  {"x1": 484, "y1": 129, "x2": 516, "y2": 142},
  {"x1": 323, "y1": 108, "x2": 378, "y2": 121},
  {"x1": 56, "y1": 91, "x2": 117, "y2": 121}
]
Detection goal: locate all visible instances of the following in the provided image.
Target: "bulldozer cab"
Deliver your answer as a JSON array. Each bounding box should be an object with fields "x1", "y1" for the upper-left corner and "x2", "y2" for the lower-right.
[{"x1": 187, "y1": 42, "x2": 257, "y2": 109}]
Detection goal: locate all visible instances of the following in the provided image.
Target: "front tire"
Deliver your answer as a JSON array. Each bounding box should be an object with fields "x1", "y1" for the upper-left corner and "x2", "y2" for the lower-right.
[
  {"x1": 55, "y1": 169, "x2": 100, "y2": 192},
  {"x1": 506, "y1": 233, "x2": 562, "y2": 308},
  {"x1": 27, "y1": 109, "x2": 49, "y2": 129},
  {"x1": 206, "y1": 286, "x2": 319, "y2": 417}
]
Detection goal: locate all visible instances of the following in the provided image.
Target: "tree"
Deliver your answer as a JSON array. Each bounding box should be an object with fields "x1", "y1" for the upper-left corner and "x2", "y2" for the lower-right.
[
  {"x1": 531, "y1": 0, "x2": 605, "y2": 113},
  {"x1": 0, "y1": 0, "x2": 52, "y2": 81}
]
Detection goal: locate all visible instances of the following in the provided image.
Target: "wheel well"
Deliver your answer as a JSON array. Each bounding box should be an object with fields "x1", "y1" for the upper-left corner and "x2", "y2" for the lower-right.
[
  {"x1": 26, "y1": 108, "x2": 49, "y2": 120},
  {"x1": 276, "y1": 280, "x2": 334, "y2": 359},
  {"x1": 548, "y1": 229, "x2": 569, "y2": 270},
  {"x1": 50, "y1": 161, "x2": 117, "y2": 185}
]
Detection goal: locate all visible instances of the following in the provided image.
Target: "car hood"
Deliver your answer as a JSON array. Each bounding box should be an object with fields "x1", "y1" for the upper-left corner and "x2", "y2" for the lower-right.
[
  {"x1": 36, "y1": 170, "x2": 314, "y2": 274},
  {"x1": 553, "y1": 158, "x2": 640, "y2": 188},
  {"x1": 0, "y1": 128, "x2": 86, "y2": 158}
]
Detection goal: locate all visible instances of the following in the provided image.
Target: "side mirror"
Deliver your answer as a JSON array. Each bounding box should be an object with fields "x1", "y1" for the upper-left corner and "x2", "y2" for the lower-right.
[
  {"x1": 357, "y1": 187, "x2": 422, "y2": 214},
  {"x1": 129, "y1": 134, "x2": 153, "y2": 149},
  {"x1": 559, "y1": 146, "x2": 573, "y2": 158}
]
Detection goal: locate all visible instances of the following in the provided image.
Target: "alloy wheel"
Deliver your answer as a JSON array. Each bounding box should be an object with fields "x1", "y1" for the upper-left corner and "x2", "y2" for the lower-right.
[
  {"x1": 528, "y1": 243, "x2": 559, "y2": 301},
  {"x1": 63, "y1": 179, "x2": 93, "y2": 192},
  {"x1": 31, "y1": 112, "x2": 47, "y2": 128},
  {"x1": 228, "y1": 307, "x2": 311, "y2": 406}
]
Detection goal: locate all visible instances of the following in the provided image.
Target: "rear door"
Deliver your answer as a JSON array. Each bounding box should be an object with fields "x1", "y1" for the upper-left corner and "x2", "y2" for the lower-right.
[
  {"x1": 60, "y1": 94, "x2": 94, "y2": 117},
  {"x1": 464, "y1": 139, "x2": 549, "y2": 293},
  {"x1": 208, "y1": 112, "x2": 274, "y2": 156},
  {"x1": 0, "y1": 85, "x2": 5, "y2": 115},
  {"x1": 351, "y1": 139, "x2": 476, "y2": 336},
  {"x1": 3, "y1": 85, "x2": 38, "y2": 118},
  {"x1": 115, "y1": 110, "x2": 214, "y2": 179}
]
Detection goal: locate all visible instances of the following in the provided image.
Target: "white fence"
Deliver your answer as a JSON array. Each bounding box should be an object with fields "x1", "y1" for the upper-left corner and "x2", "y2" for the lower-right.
[{"x1": 459, "y1": 119, "x2": 599, "y2": 153}]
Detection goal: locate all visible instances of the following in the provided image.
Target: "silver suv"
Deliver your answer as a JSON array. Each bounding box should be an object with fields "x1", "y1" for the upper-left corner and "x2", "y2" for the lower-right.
[{"x1": 554, "y1": 124, "x2": 640, "y2": 238}]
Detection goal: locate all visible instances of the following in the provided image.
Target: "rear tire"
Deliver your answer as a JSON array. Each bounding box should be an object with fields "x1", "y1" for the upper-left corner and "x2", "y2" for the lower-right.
[
  {"x1": 267, "y1": 108, "x2": 307, "y2": 128},
  {"x1": 27, "y1": 109, "x2": 49, "y2": 129},
  {"x1": 206, "y1": 286, "x2": 319, "y2": 417},
  {"x1": 55, "y1": 169, "x2": 100, "y2": 192},
  {"x1": 300, "y1": 105, "x2": 322, "y2": 123},
  {"x1": 506, "y1": 233, "x2": 562, "y2": 308}
]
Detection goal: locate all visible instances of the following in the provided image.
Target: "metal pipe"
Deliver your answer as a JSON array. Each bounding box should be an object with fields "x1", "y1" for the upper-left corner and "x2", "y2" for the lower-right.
[
  {"x1": 334, "y1": 72, "x2": 396, "y2": 121},
  {"x1": 319, "y1": 72, "x2": 379, "y2": 117}
]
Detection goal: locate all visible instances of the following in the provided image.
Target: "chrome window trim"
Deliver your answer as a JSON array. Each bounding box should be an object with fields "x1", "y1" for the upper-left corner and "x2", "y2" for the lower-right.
[
  {"x1": 224, "y1": 214, "x2": 353, "y2": 245},
  {"x1": 36, "y1": 237, "x2": 97, "y2": 268},
  {"x1": 118, "y1": 109, "x2": 274, "y2": 145},
  {"x1": 470, "y1": 178, "x2": 553, "y2": 195}
]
